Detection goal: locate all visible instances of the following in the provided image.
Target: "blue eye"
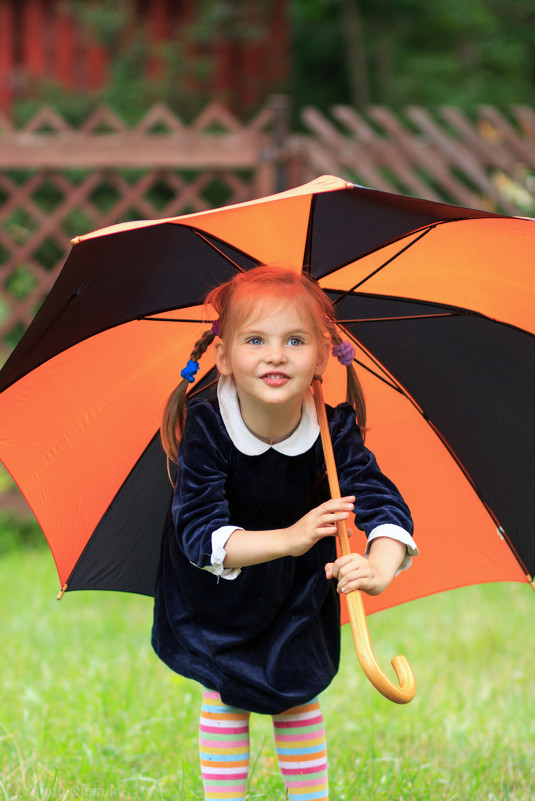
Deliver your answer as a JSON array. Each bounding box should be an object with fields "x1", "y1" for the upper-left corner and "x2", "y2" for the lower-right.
[
  {"x1": 288, "y1": 336, "x2": 304, "y2": 346},
  {"x1": 246, "y1": 336, "x2": 263, "y2": 345}
]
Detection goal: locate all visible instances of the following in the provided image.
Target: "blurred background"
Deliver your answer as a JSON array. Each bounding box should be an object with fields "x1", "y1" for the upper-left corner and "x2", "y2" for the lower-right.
[{"x1": 1, "y1": 0, "x2": 535, "y2": 526}]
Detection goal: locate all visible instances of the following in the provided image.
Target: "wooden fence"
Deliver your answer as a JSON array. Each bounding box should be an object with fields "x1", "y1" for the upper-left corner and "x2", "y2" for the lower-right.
[
  {"x1": 1, "y1": 99, "x2": 535, "y2": 365},
  {"x1": 0, "y1": 98, "x2": 290, "y2": 361}
]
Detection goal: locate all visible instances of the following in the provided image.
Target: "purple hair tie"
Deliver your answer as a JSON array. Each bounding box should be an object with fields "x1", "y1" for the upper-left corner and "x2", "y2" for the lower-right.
[
  {"x1": 211, "y1": 319, "x2": 220, "y2": 337},
  {"x1": 332, "y1": 340, "x2": 356, "y2": 366}
]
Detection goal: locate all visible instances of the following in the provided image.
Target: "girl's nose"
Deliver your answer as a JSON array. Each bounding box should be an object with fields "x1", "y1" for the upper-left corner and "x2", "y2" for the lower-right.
[{"x1": 266, "y1": 342, "x2": 286, "y2": 363}]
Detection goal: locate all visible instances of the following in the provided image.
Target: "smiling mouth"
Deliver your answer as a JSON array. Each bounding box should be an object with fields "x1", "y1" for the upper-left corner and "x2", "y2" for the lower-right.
[{"x1": 261, "y1": 373, "x2": 290, "y2": 385}]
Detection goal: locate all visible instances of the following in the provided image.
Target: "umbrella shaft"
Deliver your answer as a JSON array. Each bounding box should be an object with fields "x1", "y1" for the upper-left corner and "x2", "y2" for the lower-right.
[{"x1": 312, "y1": 377, "x2": 416, "y2": 704}]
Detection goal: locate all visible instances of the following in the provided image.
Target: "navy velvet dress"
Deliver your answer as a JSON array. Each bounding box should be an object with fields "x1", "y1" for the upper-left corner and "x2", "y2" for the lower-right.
[{"x1": 152, "y1": 394, "x2": 413, "y2": 715}]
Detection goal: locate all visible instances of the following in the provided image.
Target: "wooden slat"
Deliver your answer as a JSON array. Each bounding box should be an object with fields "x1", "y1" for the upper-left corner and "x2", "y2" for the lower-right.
[
  {"x1": 267, "y1": 0, "x2": 289, "y2": 86},
  {"x1": 513, "y1": 105, "x2": 535, "y2": 140},
  {"x1": 86, "y1": 37, "x2": 107, "y2": 90},
  {"x1": 0, "y1": 0, "x2": 14, "y2": 110},
  {"x1": 0, "y1": 130, "x2": 270, "y2": 168},
  {"x1": 478, "y1": 105, "x2": 535, "y2": 164},
  {"x1": 24, "y1": 0, "x2": 46, "y2": 78},
  {"x1": 54, "y1": 5, "x2": 76, "y2": 89},
  {"x1": 147, "y1": 0, "x2": 168, "y2": 79}
]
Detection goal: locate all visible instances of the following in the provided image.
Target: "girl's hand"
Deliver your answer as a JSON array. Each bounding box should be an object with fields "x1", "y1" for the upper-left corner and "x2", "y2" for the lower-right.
[
  {"x1": 325, "y1": 538, "x2": 406, "y2": 596},
  {"x1": 285, "y1": 497, "x2": 355, "y2": 557}
]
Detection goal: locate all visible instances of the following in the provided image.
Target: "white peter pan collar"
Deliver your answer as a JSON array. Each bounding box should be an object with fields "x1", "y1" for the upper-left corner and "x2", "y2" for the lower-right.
[{"x1": 217, "y1": 375, "x2": 320, "y2": 456}]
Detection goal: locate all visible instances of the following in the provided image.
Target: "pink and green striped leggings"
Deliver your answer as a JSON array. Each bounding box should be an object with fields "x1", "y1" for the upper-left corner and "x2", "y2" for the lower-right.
[{"x1": 199, "y1": 689, "x2": 329, "y2": 800}]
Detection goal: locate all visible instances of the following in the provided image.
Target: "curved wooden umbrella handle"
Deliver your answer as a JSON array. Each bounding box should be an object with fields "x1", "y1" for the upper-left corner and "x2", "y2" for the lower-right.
[{"x1": 312, "y1": 378, "x2": 416, "y2": 704}]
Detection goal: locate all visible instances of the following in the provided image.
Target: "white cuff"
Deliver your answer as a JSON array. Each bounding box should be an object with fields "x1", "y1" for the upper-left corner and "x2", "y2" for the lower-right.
[
  {"x1": 364, "y1": 524, "x2": 418, "y2": 575},
  {"x1": 200, "y1": 525, "x2": 243, "y2": 580}
]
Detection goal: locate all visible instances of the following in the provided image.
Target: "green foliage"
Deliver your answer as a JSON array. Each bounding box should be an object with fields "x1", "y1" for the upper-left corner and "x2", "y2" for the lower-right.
[
  {"x1": 290, "y1": 0, "x2": 351, "y2": 111},
  {"x1": 0, "y1": 464, "x2": 13, "y2": 493},
  {"x1": 0, "y1": 468, "x2": 43, "y2": 554},
  {"x1": 0, "y1": 465, "x2": 43, "y2": 554},
  {"x1": 192, "y1": 0, "x2": 273, "y2": 43},
  {"x1": 388, "y1": 0, "x2": 535, "y2": 106},
  {"x1": 0, "y1": 510, "x2": 44, "y2": 555},
  {"x1": 71, "y1": 0, "x2": 127, "y2": 49},
  {"x1": 290, "y1": 0, "x2": 535, "y2": 109}
]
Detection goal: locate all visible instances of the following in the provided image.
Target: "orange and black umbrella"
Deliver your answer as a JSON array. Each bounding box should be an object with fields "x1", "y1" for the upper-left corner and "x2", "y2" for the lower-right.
[{"x1": 1, "y1": 174, "x2": 534, "y2": 619}]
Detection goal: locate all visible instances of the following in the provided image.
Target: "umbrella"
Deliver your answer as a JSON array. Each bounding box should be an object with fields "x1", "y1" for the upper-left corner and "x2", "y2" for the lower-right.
[{"x1": 1, "y1": 174, "x2": 534, "y2": 623}]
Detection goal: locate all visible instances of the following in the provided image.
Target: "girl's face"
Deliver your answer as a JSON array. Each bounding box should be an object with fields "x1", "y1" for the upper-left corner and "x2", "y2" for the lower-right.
[{"x1": 215, "y1": 299, "x2": 329, "y2": 419}]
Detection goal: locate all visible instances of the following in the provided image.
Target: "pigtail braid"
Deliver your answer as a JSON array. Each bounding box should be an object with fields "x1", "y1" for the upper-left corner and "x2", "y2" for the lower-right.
[
  {"x1": 160, "y1": 328, "x2": 215, "y2": 463},
  {"x1": 331, "y1": 329, "x2": 367, "y2": 439}
]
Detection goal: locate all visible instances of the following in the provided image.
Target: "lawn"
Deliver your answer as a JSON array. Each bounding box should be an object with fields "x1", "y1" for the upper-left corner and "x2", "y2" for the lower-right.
[{"x1": 1, "y1": 546, "x2": 533, "y2": 800}]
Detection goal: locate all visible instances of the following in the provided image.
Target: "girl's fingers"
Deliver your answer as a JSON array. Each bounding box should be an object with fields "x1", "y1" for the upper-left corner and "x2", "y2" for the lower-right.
[
  {"x1": 326, "y1": 511, "x2": 350, "y2": 523},
  {"x1": 335, "y1": 555, "x2": 368, "y2": 585},
  {"x1": 312, "y1": 499, "x2": 355, "y2": 541},
  {"x1": 320, "y1": 497, "x2": 355, "y2": 513},
  {"x1": 310, "y1": 510, "x2": 349, "y2": 538},
  {"x1": 327, "y1": 554, "x2": 385, "y2": 594},
  {"x1": 335, "y1": 553, "x2": 364, "y2": 570},
  {"x1": 319, "y1": 510, "x2": 350, "y2": 526}
]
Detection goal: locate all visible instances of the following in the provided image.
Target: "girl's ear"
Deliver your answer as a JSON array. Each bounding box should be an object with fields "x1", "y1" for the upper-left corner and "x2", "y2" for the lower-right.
[
  {"x1": 315, "y1": 339, "x2": 331, "y2": 376},
  {"x1": 215, "y1": 340, "x2": 233, "y2": 376}
]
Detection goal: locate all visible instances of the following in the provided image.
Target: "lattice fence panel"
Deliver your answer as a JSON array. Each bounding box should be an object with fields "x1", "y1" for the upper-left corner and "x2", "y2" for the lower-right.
[
  {"x1": 0, "y1": 101, "x2": 278, "y2": 361},
  {"x1": 295, "y1": 105, "x2": 535, "y2": 218}
]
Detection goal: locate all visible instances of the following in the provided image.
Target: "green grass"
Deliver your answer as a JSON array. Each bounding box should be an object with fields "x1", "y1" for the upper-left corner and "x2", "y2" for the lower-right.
[{"x1": 0, "y1": 547, "x2": 533, "y2": 800}]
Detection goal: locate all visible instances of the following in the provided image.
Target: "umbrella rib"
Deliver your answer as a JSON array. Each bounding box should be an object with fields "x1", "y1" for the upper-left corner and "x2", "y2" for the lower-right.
[
  {"x1": 330, "y1": 224, "x2": 438, "y2": 306},
  {"x1": 140, "y1": 313, "x2": 462, "y2": 326},
  {"x1": 337, "y1": 312, "x2": 463, "y2": 324},
  {"x1": 351, "y1": 358, "x2": 404, "y2": 393},
  {"x1": 192, "y1": 230, "x2": 250, "y2": 273},
  {"x1": 141, "y1": 317, "x2": 209, "y2": 323},
  {"x1": 302, "y1": 195, "x2": 317, "y2": 271}
]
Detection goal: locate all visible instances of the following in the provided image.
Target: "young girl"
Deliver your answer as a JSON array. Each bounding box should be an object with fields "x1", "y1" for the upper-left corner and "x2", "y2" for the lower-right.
[{"x1": 152, "y1": 265, "x2": 416, "y2": 801}]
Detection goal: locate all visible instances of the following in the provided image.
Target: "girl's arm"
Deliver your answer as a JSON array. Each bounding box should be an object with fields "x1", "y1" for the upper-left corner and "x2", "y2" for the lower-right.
[
  {"x1": 223, "y1": 496, "x2": 355, "y2": 568},
  {"x1": 325, "y1": 536, "x2": 406, "y2": 596}
]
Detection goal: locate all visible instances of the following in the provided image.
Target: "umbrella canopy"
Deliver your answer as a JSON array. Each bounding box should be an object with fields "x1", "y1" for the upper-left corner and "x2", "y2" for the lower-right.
[{"x1": 1, "y1": 174, "x2": 534, "y2": 616}]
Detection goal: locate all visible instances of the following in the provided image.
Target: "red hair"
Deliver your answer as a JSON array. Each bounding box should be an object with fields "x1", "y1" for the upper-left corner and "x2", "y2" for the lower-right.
[{"x1": 207, "y1": 265, "x2": 335, "y2": 343}]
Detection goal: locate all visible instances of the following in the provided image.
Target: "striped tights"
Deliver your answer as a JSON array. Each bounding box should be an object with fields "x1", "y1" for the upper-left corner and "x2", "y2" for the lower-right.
[{"x1": 199, "y1": 689, "x2": 328, "y2": 800}]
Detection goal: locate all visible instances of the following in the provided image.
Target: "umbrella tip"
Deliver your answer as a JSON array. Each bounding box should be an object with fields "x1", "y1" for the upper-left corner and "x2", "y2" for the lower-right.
[
  {"x1": 56, "y1": 583, "x2": 68, "y2": 600},
  {"x1": 71, "y1": 236, "x2": 81, "y2": 245}
]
